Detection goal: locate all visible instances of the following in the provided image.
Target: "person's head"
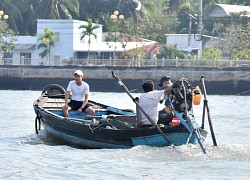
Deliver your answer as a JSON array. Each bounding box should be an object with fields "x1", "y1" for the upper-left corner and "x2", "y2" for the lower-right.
[
  {"x1": 74, "y1": 70, "x2": 83, "y2": 82},
  {"x1": 158, "y1": 76, "x2": 171, "y2": 86},
  {"x1": 142, "y1": 80, "x2": 154, "y2": 93}
]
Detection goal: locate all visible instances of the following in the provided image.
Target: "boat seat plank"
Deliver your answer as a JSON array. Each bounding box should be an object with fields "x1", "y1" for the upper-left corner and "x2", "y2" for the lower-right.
[
  {"x1": 46, "y1": 98, "x2": 65, "y2": 103},
  {"x1": 107, "y1": 114, "x2": 137, "y2": 124}
]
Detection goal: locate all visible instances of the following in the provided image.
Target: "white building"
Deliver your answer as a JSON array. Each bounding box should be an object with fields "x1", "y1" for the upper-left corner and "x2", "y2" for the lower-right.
[
  {"x1": 165, "y1": 34, "x2": 202, "y2": 56},
  {"x1": 8, "y1": 19, "x2": 158, "y2": 66}
]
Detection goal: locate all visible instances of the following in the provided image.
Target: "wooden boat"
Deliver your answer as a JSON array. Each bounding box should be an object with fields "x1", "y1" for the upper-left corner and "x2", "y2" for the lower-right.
[{"x1": 33, "y1": 76, "x2": 210, "y2": 152}]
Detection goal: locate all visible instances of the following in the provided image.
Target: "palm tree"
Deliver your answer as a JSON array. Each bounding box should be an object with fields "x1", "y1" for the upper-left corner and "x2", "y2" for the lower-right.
[
  {"x1": 27, "y1": 0, "x2": 79, "y2": 35},
  {"x1": 32, "y1": 0, "x2": 79, "y2": 19},
  {"x1": 79, "y1": 19, "x2": 100, "y2": 59},
  {"x1": 37, "y1": 27, "x2": 56, "y2": 65}
]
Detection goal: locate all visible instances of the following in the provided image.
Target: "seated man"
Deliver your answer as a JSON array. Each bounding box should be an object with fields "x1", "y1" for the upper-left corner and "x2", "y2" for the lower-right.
[{"x1": 62, "y1": 70, "x2": 95, "y2": 118}]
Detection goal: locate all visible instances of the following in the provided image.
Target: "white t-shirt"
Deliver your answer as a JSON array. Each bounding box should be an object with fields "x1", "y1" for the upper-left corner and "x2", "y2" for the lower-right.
[
  {"x1": 66, "y1": 80, "x2": 89, "y2": 101},
  {"x1": 139, "y1": 90, "x2": 164, "y2": 125}
]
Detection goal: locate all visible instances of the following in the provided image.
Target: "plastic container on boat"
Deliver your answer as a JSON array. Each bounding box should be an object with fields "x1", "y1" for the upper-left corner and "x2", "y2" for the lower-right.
[{"x1": 193, "y1": 86, "x2": 202, "y2": 105}]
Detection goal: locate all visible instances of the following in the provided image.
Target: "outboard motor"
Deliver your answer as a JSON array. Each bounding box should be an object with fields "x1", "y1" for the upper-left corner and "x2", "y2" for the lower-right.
[{"x1": 170, "y1": 80, "x2": 193, "y2": 113}]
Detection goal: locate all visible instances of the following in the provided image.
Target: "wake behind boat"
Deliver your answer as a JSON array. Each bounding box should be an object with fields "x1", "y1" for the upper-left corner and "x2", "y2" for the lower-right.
[{"x1": 33, "y1": 73, "x2": 215, "y2": 153}]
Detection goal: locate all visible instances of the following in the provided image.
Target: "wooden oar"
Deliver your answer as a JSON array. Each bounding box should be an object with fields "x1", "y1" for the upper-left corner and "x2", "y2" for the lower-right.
[
  {"x1": 112, "y1": 71, "x2": 174, "y2": 147},
  {"x1": 200, "y1": 75, "x2": 218, "y2": 146}
]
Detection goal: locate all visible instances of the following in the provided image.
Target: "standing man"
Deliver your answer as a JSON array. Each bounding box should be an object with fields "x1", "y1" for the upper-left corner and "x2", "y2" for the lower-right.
[
  {"x1": 158, "y1": 76, "x2": 174, "y2": 124},
  {"x1": 62, "y1": 70, "x2": 95, "y2": 117},
  {"x1": 139, "y1": 80, "x2": 172, "y2": 126},
  {"x1": 158, "y1": 76, "x2": 173, "y2": 114}
]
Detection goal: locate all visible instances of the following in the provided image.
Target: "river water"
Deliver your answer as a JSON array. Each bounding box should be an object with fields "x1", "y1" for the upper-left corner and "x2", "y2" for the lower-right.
[{"x1": 0, "y1": 90, "x2": 250, "y2": 179}]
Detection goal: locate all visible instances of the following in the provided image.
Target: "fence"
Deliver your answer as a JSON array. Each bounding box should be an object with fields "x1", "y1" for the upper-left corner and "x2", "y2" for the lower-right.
[{"x1": 1, "y1": 58, "x2": 250, "y2": 68}]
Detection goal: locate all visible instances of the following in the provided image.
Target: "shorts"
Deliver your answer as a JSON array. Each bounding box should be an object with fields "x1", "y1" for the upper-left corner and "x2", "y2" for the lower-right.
[
  {"x1": 158, "y1": 109, "x2": 174, "y2": 125},
  {"x1": 68, "y1": 100, "x2": 91, "y2": 112}
]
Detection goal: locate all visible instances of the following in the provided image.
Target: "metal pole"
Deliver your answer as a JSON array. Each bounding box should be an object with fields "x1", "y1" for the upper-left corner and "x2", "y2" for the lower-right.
[
  {"x1": 197, "y1": 0, "x2": 203, "y2": 59},
  {"x1": 188, "y1": 16, "x2": 192, "y2": 58}
]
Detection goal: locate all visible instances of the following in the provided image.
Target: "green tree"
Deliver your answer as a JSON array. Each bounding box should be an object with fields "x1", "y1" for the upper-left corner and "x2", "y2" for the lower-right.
[
  {"x1": 176, "y1": 3, "x2": 197, "y2": 34},
  {"x1": 32, "y1": 0, "x2": 79, "y2": 19},
  {"x1": 79, "y1": 19, "x2": 100, "y2": 59},
  {"x1": 0, "y1": 0, "x2": 23, "y2": 33},
  {"x1": 37, "y1": 27, "x2": 56, "y2": 65},
  {"x1": 0, "y1": 20, "x2": 16, "y2": 64},
  {"x1": 164, "y1": 0, "x2": 189, "y2": 13},
  {"x1": 27, "y1": 0, "x2": 79, "y2": 35},
  {"x1": 232, "y1": 12, "x2": 250, "y2": 60},
  {"x1": 202, "y1": 46, "x2": 222, "y2": 60},
  {"x1": 219, "y1": 11, "x2": 250, "y2": 59},
  {"x1": 157, "y1": 44, "x2": 188, "y2": 59}
]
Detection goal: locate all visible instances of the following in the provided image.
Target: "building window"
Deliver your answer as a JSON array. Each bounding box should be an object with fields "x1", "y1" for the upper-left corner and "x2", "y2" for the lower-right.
[
  {"x1": 20, "y1": 53, "x2": 31, "y2": 65},
  {"x1": 54, "y1": 32, "x2": 60, "y2": 42}
]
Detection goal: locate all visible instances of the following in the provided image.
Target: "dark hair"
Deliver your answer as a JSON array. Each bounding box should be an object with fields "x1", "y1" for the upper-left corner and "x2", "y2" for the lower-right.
[{"x1": 142, "y1": 80, "x2": 154, "y2": 92}]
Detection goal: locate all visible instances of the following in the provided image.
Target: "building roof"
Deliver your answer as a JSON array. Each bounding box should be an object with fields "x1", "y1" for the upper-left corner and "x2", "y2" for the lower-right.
[
  {"x1": 14, "y1": 44, "x2": 36, "y2": 50},
  {"x1": 73, "y1": 41, "x2": 157, "y2": 52},
  {"x1": 204, "y1": 4, "x2": 250, "y2": 18}
]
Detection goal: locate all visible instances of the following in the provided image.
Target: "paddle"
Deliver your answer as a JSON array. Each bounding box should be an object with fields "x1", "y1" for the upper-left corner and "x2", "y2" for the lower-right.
[
  {"x1": 180, "y1": 80, "x2": 206, "y2": 154},
  {"x1": 200, "y1": 75, "x2": 217, "y2": 146},
  {"x1": 112, "y1": 71, "x2": 174, "y2": 147}
]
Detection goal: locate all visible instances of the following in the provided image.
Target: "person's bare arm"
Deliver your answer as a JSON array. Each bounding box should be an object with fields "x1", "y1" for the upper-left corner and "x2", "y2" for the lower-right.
[
  {"x1": 164, "y1": 86, "x2": 173, "y2": 94},
  {"x1": 77, "y1": 94, "x2": 89, "y2": 114},
  {"x1": 81, "y1": 94, "x2": 89, "y2": 108}
]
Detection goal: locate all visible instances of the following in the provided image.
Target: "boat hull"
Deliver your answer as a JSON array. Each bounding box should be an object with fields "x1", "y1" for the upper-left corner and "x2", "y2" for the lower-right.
[{"x1": 36, "y1": 108, "x2": 206, "y2": 149}]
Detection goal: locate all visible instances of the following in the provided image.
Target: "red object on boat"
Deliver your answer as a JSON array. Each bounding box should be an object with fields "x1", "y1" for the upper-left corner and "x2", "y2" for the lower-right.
[{"x1": 171, "y1": 117, "x2": 180, "y2": 126}]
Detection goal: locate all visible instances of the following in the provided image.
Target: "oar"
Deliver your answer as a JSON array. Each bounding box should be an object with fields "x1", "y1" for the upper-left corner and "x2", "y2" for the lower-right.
[
  {"x1": 181, "y1": 80, "x2": 206, "y2": 154},
  {"x1": 112, "y1": 71, "x2": 174, "y2": 147},
  {"x1": 200, "y1": 75, "x2": 217, "y2": 146}
]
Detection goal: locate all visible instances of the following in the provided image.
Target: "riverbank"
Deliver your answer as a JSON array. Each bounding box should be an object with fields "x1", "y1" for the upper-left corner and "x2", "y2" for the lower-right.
[{"x1": 0, "y1": 65, "x2": 249, "y2": 95}]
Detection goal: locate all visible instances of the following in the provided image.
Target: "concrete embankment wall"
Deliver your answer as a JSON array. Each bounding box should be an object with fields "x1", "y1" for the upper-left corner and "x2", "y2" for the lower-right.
[{"x1": 0, "y1": 65, "x2": 250, "y2": 95}]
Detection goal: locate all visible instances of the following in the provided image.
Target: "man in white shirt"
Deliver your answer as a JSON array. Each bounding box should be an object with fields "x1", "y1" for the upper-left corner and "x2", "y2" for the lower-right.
[
  {"x1": 139, "y1": 80, "x2": 172, "y2": 126},
  {"x1": 62, "y1": 70, "x2": 95, "y2": 117}
]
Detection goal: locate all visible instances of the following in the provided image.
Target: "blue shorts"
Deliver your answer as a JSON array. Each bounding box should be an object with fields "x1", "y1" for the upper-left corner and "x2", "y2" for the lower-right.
[{"x1": 68, "y1": 100, "x2": 91, "y2": 111}]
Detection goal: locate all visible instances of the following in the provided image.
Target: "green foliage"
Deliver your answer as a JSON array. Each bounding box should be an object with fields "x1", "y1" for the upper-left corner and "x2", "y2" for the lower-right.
[
  {"x1": 202, "y1": 46, "x2": 222, "y2": 60},
  {"x1": 157, "y1": 44, "x2": 188, "y2": 59},
  {"x1": 232, "y1": 49, "x2": 250, "y2": 60},
  {"x1": 0, "y1": 21, "x2": 16, "y2": 56},
  {"x1": 176, "y1": 3, "x2": 197, "y2": 34},
  {"x1": 218, "y1": 12, "x2": 250, "y2": 60},
  {"x1": 37, "y1": 27, "x2": 56, "y2": 58}
]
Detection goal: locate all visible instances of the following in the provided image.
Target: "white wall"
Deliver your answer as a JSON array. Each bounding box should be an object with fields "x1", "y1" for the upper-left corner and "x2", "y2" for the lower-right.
[
  {"x1": 165, "y1": 34, "x2": 201, "y2": 52},
  {"x1": 12, "y1": 36, "x2": 40, "y2": 65},
  {"x1": 37, "y1": 19, "x2": 102, "y2": 62},
  {"x1": 37, "y1": 19, "x2": 75, "y2": 61}
]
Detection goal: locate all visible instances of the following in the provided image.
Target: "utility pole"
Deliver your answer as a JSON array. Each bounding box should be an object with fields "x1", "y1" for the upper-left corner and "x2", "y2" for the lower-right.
[
  {"x1": 197, "y1": 0, "x2": 203, "y2": 59},
  {"x1": 188, "y1": 15, "x2": 192, "y2": 57}
]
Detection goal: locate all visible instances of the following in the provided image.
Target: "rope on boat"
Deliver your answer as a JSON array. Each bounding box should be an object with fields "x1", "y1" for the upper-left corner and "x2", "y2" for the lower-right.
[
  {"x1": 88, "y1": 118, "x2": 103, "y2": 131},
  {"x1": 88, "y1": 123, "x2": 102, "y2": 131},
  {"x1": 35, "y1": 115, "x2": 41, "y2": 134}
]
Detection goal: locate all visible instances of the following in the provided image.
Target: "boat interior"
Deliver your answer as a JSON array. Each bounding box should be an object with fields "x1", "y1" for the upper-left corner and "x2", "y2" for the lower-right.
[{"x1": 36, "y1": 95, "x2": 140, "y2": 127}]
